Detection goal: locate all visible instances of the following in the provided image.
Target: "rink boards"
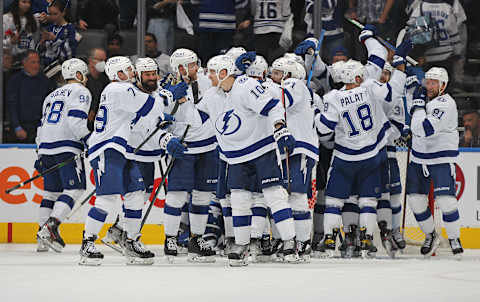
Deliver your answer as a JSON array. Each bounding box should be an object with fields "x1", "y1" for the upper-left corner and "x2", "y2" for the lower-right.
[{"x1": 1, "y1": 145, "x2": 480, "y2": 247}]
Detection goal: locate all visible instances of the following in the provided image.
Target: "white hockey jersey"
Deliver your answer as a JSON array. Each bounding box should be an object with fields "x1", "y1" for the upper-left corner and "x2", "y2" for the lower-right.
[
  {"x1": 386, "y1": 70, "x2": 408, "y2": 159},
  {"x1": 252, "y1": 0, "x2": 291, "y2": 35},
  {"x1": 37, "y1": 83, "x2": 91, "y2": 156},
  {"x1": 196, "y1": 75, "x2": 285, "y2": 165},
  {"x1": 163, "y1": 73, "x2": 216, "y2": 154},
  {"x1": 87, "y1": 82, "x2": 164, "y2": 160},
  {"x1": 410, "y1": 93, "x2": 458, "y2": 165},
  {"x1": 265, "y1": 78, "x2": 318, "y2": 160}
]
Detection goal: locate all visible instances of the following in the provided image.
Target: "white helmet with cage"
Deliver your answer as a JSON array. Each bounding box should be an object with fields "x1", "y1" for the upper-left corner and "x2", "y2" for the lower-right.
[
  {"x1": 246, "y1": 55, "x2": 268, "y2": 79},
  {"x1": 207, "y1": 55, "x2": 235, "y2": 87},
  {"x1": 62, "y1": 58, "x2": 88, "y2": 83},
  {"x1": 342, "y1": 60, "x2": 365, "y2": 84},
  {"x1": 105, "y1": 56, "x2": 135, "y2": 82},
  {"x1": 425, "y1": 67, "x2": 449, "y2": 94},
  {"x1": 271, "y1": 57, "x2": 297, "y2": 79},
  {"x1": 170, "y1": 48, "x2": 198, "y2": 74},
  {"x1": 283, "y1": 52, "x2": 305, "y2": 66}
]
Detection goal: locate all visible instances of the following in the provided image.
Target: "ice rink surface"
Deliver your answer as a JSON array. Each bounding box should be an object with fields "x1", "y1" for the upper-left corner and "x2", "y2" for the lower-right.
[{"x1": 1, "y1": 244, "x2": 480, "y2": 302}]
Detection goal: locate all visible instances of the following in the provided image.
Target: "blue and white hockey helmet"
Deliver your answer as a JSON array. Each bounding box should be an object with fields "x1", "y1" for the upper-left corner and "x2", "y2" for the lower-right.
[
  {"x1": 105, "y1": 56, "x2": 135, "y2": 82},
  {"x1": 135, "y1": 57, "x2": 158, "y2": 80},
  {"x1": 207, "y1": 55, "x2": 235, "y2": 86},
  {"x1": 272, "y1": 57, "x2": 297, "y2": 78},
  {"x1": 246, "y1": 55, "x2": 268, "y2": 79},
  {"x1": 170, "y1": 48, "x2": 198, "y2": 74},
  {"x1": 61, "y1": 58, "x2": 88, "y2": 83}
]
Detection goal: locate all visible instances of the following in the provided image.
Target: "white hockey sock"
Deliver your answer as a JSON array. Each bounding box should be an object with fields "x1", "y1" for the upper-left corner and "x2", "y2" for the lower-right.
[
  {"x1": 437, "y1": 195, "x2": 461, "y2": 239},
  {"x1": 85, "y1": 207, "x2": 108, "y2": 238},
  {"x1": 251, "y1": 206, "x2": 268, "y2": 239},
  {"x1": 231, "y1": 190, "x2": 253, "y2": 245},
  {"x1": 376, "y1": 199, "x2": 392, "y2": 229},
  {"x1": 123, "y1": 191, "x2": 144, "y2": 239},
  {"x1": 390, "y1": 194, "x2": 402, "y2": 230},
  {"x1": 408, "y1": 194, "x2": 435, "y2": 235},
  {"x1": 359, "y1": 197, "x2": 377, "y2": 236},
  {"x1": 293, "y1": 211, "x2": 312, "y2": 242},
  {"x1": 220, "y1": 197, "x2": 234, "y2": 238},
  {"x1": 51, "y1": 190, "x2": 82, "y2": 222},
  {"x1": 342, "y1": 202, "x2": 359, "y2": 233},
  {"x1": 38, "y1": 198, "x2": 55, "y2": 226},
  {"x1": 263, "y1": 186, "x2": 295, "y2": 241},
  {"x1": 189, "y1": 190, "x2": 212, "y2": 236},
  {"x1": 164, "y1": 191, "x2": 188, "y2": 237},
  {"x1": 324, "y1": 197, "x2": 344, "y2": 234},
  {"x1": 271, "y1": 217, "x2": 280, "y2": 239}
]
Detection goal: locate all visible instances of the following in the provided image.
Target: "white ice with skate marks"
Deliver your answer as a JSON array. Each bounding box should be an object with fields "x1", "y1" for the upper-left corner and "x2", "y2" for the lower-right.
[{"x1": 1, "y1": 244, "x2": 480, "y2": 302}]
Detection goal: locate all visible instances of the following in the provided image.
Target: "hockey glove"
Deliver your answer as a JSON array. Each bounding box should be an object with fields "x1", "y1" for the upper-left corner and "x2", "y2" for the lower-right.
[
  {"x1": 295, "y1": 39, "x2": 318, "y2": 56},
  {"x1": 358, "y1": 24, "x2": 376, "y2": 44},
  {"x1": 169, "y1": 82, "x2": 188, "y2": 102},
  {"x1": 34, "y1": 157, "x2": 44, "y2": 173},
  {"x1": 274, "y1": 124, "x2": 296, "y2": 154},
  {"x1": 400, "y1": 126, "x2": 412, "y2": 148},
  {"x1": 391, "y1": 55, "x2": 406, "y2": 68},
  {"x1": 157, "y1": 113, "x2": 175, "y2": 130},
  {"x1": 160, "y1": 133, "x2": 187, "y2": 158},
  {"x1": 235, "y1": 51, "x2": 256, "y2": 72},
  {"x1": 395, "y1": 39, "x2": 413, "y2": 58},
  {"x1": 410, "y1": 86, "x2": 427, "y2": 115}
]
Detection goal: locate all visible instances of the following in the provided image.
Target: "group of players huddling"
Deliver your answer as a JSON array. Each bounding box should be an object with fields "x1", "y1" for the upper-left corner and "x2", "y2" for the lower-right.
[{"x1": 33, "y1": 23, "x2": 464, "y2": 266}]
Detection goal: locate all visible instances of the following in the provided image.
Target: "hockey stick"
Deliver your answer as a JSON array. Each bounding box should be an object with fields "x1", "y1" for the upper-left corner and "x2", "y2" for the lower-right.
[
  {"x1": 346, "y1": 18, "x2": 419, "y2": 66},
  {"x1": 306, "y1": 29, "x2": 326, "y2": 89},
  {"x1": 5, "y1": 152, "x2": 84, "y2": 194},
  {"x1": 280, "y1": 79, "x2": 291, "y2": 194},
  {"x1": 65, "y1": 189, "x2": 96, "y2": 220},
  {"x1": 140, "y1": 125, "x2": 190, "y2": 230},
  {"x1": 158, "y1": 157, "x2": 168, "y2": 194}
]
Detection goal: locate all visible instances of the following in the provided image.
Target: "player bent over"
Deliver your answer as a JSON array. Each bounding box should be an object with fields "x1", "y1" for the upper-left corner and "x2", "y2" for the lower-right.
[
  {"x1": 407, "y1": 67, "x2": 463, "y2": 258},
  {"x1": 36, "y1": 58, "x2": 91, "y2": 252}
]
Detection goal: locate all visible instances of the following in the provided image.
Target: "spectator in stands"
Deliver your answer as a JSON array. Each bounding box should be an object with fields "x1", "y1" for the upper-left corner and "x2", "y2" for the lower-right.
[
  {"x1": 118, "y1": 0, "x2": 136, "y2": 29},
  {"x1": 252, "y1": 0, "x2": 290, "y2": 64},
  {"x1": 131, "y1": 33, "x2": 171, "y2": 78},
  {"x1": 106, "y1": 33, "x2": 123, "y2": 58},
  {"x1": 37, "y1": 0, "x2": 78, "y2": 66},
  {"x1": 5, "y1": 50, "x2": 56, "y2": 143},
  {"x1": 197, "y1": 0, "x2": 249, "y2": 63},
  {"x1": 32, "y1": 0, "x2": 52, "y2": 25},
  {"x1": 77, "y1": 0, "x2": 119, "y2": 37},
  {"x1": 3, "y1": 0, "x2": 40, "y2": 66},
  {"x1": 407, "y1": 0, "x2": 467, "y2": 91},
  {"x1": 86, "y1": 47, "x2": 109, "y2": 129},
  {"x1": 347, "y1": 0, "x2": 395, "y2": 60},
  {"x1": 460, "y1": 110, "x2": 480, "y2": 147},
  {"x1": 147, "y1": 0, "x2": 176, "y2": 55},
  {"x1": 305, "y1": 0, "x2": 346, "y2": 65},
  {"x1": 174, "y1": 0, "x2": 199, "y2": 54}
]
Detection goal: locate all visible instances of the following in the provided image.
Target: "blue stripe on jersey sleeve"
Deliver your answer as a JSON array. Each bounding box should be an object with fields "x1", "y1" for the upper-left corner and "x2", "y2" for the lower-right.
[
  {"x1": 422, "y1": 119, "x2": 435, "y2": 137},
  {"x1": 284, "y1": 89, "x2": 294, "y2": 107},
  {"x1": 198, "y1": 110, "x2": 210, "y2": 124},
  {"x1": 260, "y1": 98, "x2": 280, "y2": 116},
  {"x1": 67, "y1": 110, "x2": 88, "y2": 119},
  {"x1": 385, "y1": 83, "x2": 392, "y2": 103},
  {"x1": 320, "y1": 115, "x2": 337, "y2": 131},
  {"x1": 368, "y1": 54, "x2": 385, "y2": 69}
]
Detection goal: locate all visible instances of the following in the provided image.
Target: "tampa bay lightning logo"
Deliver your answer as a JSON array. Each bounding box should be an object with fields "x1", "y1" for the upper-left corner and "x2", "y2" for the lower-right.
[{"x1": 215, "y1": 110, "x2": 241, "y2": 136}]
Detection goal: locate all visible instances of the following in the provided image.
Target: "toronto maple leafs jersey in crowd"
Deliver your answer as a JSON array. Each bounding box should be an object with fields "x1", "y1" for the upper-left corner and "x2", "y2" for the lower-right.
[
  {"x1": 163, "y1": 73, "x2": 216, "y2": 154},
  {"x1": 37, "y1": 83, "x2": 91, "y2": 156},
  {"x1": 410, "y1": 93, "x2": 459, "y2": 165},
  {"x1": 196, "y1": 75, "x2": 284, "y2": 165},
  {"x1": 252, "y1": 0, "x2": 291, "y2": 35},
  {"x1": 87, "y1": 82, "x2": 162, "y2": 160},
  {"x1": 265, "y1": 78, "x2": 318, "y2": 160}
]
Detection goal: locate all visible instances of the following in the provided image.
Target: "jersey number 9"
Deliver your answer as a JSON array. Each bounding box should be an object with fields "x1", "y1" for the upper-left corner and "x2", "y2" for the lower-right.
[{"x1": 95, "y1": 105, "x2": 108, "y2": 133}]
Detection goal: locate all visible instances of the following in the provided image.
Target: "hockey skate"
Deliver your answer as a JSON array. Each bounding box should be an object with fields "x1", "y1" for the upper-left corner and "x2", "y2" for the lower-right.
[
  {"x1": 296, "y1": 240, "x2": 312, "y2": 262},
  {"x1": 79, "y1": 233, "x2": 104, "y2": 266},
  {"x1": 249, "y1": 238, "x2": 263, "y2": 263},
  {"x1": 323, "y1": 230, "x2": 338, "y2": 258},
  {"x1": 257, "y1": 234, "x2": 274, "y2": 262},
  {"x1": 36, "y1": 227, "x2": 49, "y2": 252},
  {"x1": 164, "y1": 235, "x2": 178, "y2": 263},
  {"x1": 421, "y1": 231, "x2": 440, "y2": 258},
  {"x1": 101, "y1": 218, "x2": 125, "y2": 255},
  {"x1": 281, "y1": 239, "x2": 301, "y2": 263},
  {"x1": 187, "y1": 235, "x2": 216, "y2": 263},
  {"x1": 378, "y1": 221, "x2": 395, "y2": 258},
  {"x1": 124, "y1": 235, "x2": 155, "y2": 265},
  {"x1": 360, "y1": 228, "x2": 377, "y2": 258},
  {"x1": 228, "y1": 243, "x2": 249, "y2": 267},
  {"x1": 177, "y1": 225, "x2": 189, "y2": 255},
  {"x1": 449, "y1": 238, "x2": 464, "y2": 260},
  {"x1": 311, "y1": 232, "x2": 328, "y2": 258},
  {"x1": 37, "y1": 217, "x2": 65, "y2": 253},
  {"x1": 391, "y1": 227, "x2": 406, "y2": 251},
  {"x1": 341, "y1": 227, "x2": 357, "y2": 258},
  {"x1": 271, "y1": 238, "x2": 284, "y2": 261},
  {"x1": 223, "y1": 237, "x2": 235, "y2": 257}
]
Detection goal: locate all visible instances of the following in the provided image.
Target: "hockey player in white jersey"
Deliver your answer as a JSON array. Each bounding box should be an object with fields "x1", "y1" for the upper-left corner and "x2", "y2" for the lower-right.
[
  {"x1": 162, "y1": 48, "x2": 218, "y2": 263},
  {"x1": 36, "y1": 58, "x2": 91, "y2": 253},
  {"x1": 266, "y1": 57, "x2": 318, "y2": 261},
  {"x1": 197, "y1": 55, "x2": 298, "y2": 266},
  {"x1": 314, "y1": 28, "x2": 410, "y2": 257},
  {"x1": 79, "y1": 56, "x2": 182, "y2": 266},
  {"x1": 407, "y1": 67, "x2": 463, "y2": 258}
]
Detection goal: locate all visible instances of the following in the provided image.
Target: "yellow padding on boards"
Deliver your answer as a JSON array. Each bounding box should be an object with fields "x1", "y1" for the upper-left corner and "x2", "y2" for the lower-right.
[{"x1": 0, "y1": 223, "x2": 166, "y2": 244}]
